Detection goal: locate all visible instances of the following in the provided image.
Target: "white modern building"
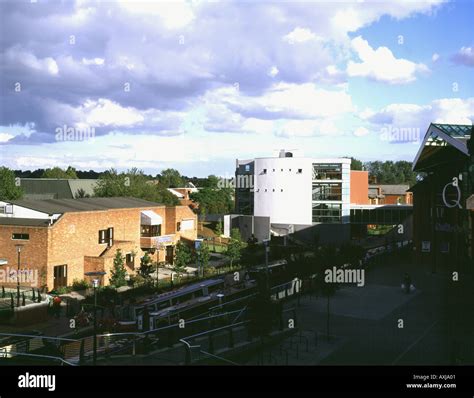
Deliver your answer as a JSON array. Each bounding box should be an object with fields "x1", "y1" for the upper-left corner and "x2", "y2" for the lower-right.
[{"x1": 234, "y1": 150, "x2": 351, "y2": 240}]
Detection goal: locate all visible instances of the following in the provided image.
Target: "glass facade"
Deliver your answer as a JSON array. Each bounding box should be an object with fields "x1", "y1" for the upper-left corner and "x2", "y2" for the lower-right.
[
  {"x1": 312, "y1": 183, "x2": 342, "y2": 201},
  {"x1": 312, "y1": 203, "x2": 342, "y2": 223},
  {"x1": 312, "y1": 164, "x2": 342, "y2": 180}
]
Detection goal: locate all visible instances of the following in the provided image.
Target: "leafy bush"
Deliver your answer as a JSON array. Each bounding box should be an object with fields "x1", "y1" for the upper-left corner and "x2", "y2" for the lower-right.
[{"x1": 72, "y1": 279, "x2": 91, "y2": 291}]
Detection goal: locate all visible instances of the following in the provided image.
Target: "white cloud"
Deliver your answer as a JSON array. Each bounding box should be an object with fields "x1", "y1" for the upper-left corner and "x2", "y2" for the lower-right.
[
  {"x1": 5, "y1": 47, "x2": 59, "y2": 75},
  {"x1": 82, "y1": 57, "x2": 105, "y2": 66},
  {"x1": 347, "y1": 36, "x2": 429, "y2": 84},
  {"x1": 0, "y1": 133, "x2": 14, "y2": 143},
  {"x1": 116, "y1": 0, "x2": 195, "y2": 29},
  {"x1": 268, "y1": 66, "x2": 279, "y2": 77},
  {"x1": 80, "y1": 99, "x2": 145, "y2": 127},
  {"x1": 220, "y1": 82, "x2": 353, "y2": 119},
  {"x1": 361, "y1": 97, "x2": 474, "y2": 129},
  {"x1": 353, "y1": 126, "x2": 370, "y2": 137},
  {"x1": 283, "y1": 27, "x2": 321, "y2": 44},
  {"x1": 452, "y1": 46, "x2": 474, "y2": 67},
  {"x1": 432, "y1": 53, "x2": 440, "y2": 62}
]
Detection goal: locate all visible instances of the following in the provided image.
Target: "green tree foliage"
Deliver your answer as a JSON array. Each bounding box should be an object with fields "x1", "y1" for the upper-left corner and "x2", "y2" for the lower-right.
[
  {"x1": 0, "y1": 167, "x2": 23, "y2": 200},
  {"x1": 74, "y1": 188, "x2": 90, "y2": 198},
  {"x1": 348, "y1": 157, "x2": 363, "y2": 171},
  {"x1": 226, "y1": 228, "x2": 243, "y2": 267},
  {"x1": 172, "y1": 241, "x2": 192, "y2": 279},
  {"x1": 139, "y1": 252, "x2": 154, "y2": 281},
  {"x1": 94, "y1": 168, "x2": 179, "y2": 206},
  {"x1": 364, "y1": 160, "x2": 416, "y2": 186},
  {"x1": 215, "y1": 218, "x2": 223, "y2": 238},
  {"x1": 110, "y1": 249, "x2": 127, "y2": 287},
  {"x1": 42, "y1": 166, "x2": 78, "y2": 179},
  {"x1": 159, "y1": 168, "x2": 184, "y2": 188},
  {"x1": 190, "y1": 187, "x2": 233, "y2": 214},
  {"x1": 196, "y1": 244, "x2": 211, "y2": 275}
]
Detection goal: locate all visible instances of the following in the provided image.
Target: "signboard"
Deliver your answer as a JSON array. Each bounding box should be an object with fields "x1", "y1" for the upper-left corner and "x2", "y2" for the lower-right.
[
  {"x1": 421, "y1": 241, "x2": 431, "y2": 253},
  {"x1": 156, "y1": 235, "x2": 173, "y2": 246}
]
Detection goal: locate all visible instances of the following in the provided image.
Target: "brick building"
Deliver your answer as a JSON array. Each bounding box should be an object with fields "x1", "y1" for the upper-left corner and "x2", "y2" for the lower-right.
[
  {"x1": 0, "y1": 197, "x2": 197, "y2": 290},
  {"x1": 368, "y1": 184, "x2": 413, "y2": 205}
]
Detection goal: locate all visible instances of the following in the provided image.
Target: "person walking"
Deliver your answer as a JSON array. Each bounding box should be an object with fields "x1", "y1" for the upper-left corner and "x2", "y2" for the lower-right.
[
  {"x1": 402, "y1": 273, "x2": 411, "y2": 294},
  {"x1": 52, "y1": 295, "x2": 62, "y2": 318}
]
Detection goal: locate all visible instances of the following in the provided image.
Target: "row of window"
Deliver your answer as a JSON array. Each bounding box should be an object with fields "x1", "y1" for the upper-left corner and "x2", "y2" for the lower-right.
[
  {"x1": 312, "y1": 203, "x2": 342, "y2": 223},
  {"x1": 261, "y1": 168, "x2": 303, "y2": 174},
  {"x1": 312, "y1": 164, "x2": 345, "y2": 180}
]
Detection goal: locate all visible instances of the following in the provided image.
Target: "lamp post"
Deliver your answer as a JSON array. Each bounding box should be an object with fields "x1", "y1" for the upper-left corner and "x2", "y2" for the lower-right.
[
  {"x1": 15, "y1": 244, "x2": 24, "y2": 307},
  {"x1": 85, "y1": 271, "x2": 106, "y2": 366}
]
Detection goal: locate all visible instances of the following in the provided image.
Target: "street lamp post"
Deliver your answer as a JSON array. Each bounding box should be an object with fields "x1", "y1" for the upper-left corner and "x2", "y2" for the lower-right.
[
  {"x1": 15, "y1": 244, "x2": 24, "y2": 308},
  {"x1": 85, "y1": 271, "x2": 106, "y2": 366}
]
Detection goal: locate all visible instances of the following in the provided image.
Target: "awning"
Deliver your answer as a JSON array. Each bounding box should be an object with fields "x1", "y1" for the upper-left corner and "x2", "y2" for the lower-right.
[
  {"x1": 141, "y1": 210, "x2": 163, "y2": 225},
  {"x1": 0, "y1": 259, "x2": 8, "y2": 266}
]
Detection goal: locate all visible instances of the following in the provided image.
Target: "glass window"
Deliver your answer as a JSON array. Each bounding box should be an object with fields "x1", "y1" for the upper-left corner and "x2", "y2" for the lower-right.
[
  {"x1": 312, "y1": 203, "x2": 342, "y2": 223},
  {"x1": 12, "y1": 233, "x2": 29, "y2": 240},
  {"x1": 141, "y1": 225, "x2": 161, "y2": 237},
  {"x1": 312, "y1": 164, "x2": 342, "y2": 180},
  {"x1": 312, "y1": 183, "x2": 342, "y2": 201}
]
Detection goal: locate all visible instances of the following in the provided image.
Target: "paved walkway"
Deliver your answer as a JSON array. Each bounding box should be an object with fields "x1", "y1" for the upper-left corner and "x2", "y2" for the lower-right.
[{"x1": 248, "y1": 253, "x2": 474, "y2": 365}]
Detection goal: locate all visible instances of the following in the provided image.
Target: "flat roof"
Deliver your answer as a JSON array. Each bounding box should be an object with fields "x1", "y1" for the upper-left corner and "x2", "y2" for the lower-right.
[{"x1": 9, "y1": 197, "x2": 164, "y2": 215}]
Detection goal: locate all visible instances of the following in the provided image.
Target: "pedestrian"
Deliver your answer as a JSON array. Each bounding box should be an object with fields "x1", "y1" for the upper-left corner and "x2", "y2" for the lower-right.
[
  {"x1": 53, "y1": 295, "x2": 62, "y2": 318},
  {"x1": 402, "y1": 273, "x2": 411, "y2": 294}
]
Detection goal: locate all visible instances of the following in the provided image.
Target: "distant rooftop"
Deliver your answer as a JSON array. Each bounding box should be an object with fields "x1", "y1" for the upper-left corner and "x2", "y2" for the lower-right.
[
  {"x1": 369, "y1": 184, "x2": 410, "y2": 195},
  {"x1": 9, "y1": 197, "x2": 164, "y2": 215},
  {"x1": 0, "y1": 218, "x2": 51, "y2": 227},
  {"x1": 20, "y1": 178, "x2": 98, "y2": 200}
]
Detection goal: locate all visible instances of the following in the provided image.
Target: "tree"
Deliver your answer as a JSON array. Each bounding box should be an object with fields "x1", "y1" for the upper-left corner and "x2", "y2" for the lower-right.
[
  {"x1": 42, "y1": 166, "x2": 78, "y2": 179},
  {"x1": 110, "y1": 249, "x2": 127, "y2": 287},
  {"x1": 75, "y1": 188, "x2": 90, "y2": 198},
  {"x1": 190, "y1": 187, "x2": 234, "y2": 214},
  {"x1": 139, "y1": 252, "x2": 154, "y2": 282},
  {"x1": 159, "y1": 168, "x2": 184, "y2": 188},
  {"x1": 172, "y1": 241, "x2": 191, "y2": 280},
  {"x1": 348, "y1": 157, "x2": 363, "y2": 171},
  {"x1": 94, "y1": 168, "x2": 179, "y2": 206},
  {"x1": 364, "y1": 160, "x2": 416, "y2": 186},
  {"x1": 0, "y1": 167, "x2": 23, "y2": 200},
  {"x1": 226, "y1": 228, "x2": 243, "y2": 267},
  {"x1": 196, "y1": 244, "x2": 211, "y2": 276}
]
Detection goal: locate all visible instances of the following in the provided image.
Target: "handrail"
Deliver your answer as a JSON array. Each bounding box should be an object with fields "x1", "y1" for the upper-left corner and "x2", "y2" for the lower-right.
[
  {"x1": 208, "y1": 293, "x2": 257, "y2": 311},
  {"x1": 0, "y1": 333, "x2": 79, "y2": 343},
  {"x1": 1, "y1": 351, "x2": 78, "y2": 366},
  {"x1": 182, "y1": 320, "x2": 249, "y2": 341},
  {"x1": 199, "y1": 350, "x2": 239, "y2": 365}
]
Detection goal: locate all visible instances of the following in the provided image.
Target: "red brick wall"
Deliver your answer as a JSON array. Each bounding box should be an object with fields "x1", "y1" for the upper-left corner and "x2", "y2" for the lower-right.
[{"x1": 0, "y1": 225, "x2": 49, "y2": 289}]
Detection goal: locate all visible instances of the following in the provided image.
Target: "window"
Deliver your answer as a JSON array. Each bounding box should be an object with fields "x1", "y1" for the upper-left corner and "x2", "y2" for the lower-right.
[
  {"x1": 126, "y1": 253, "x2": 134, "y2": 268},
  {"x1": 141, "y1": 224, "x2": 161, "y2": 237},
  {"x1": 98, "y1": 228, "x2": 114, "y2": 245},
  {"x1": 297, "y1": 169, "x2": 302, "y2": 174},
  {"x1": 180, "y1": 219, "x2": 194, "y2": 231},
  {"x1": 312, "y1": 183, "x2": 342, "y2": 201},
  {"x1": 312, "y1": 164, "x2": 342, "y2": 180},
  {"x1": 263, "y1": 169, "x2": 267, "y2": 174},
  {"x1": 12, "y1": 233, "x2": 29, "y2": 240},
  {"x1": 244, "y1": 164, "x2": 250, "y2": 172},
  {"x1": 312, "y1": 203, "x2": 342, "y2": 223},
  {"x1": 0, "y1": 205, "x2": 13, "y2": 214}
]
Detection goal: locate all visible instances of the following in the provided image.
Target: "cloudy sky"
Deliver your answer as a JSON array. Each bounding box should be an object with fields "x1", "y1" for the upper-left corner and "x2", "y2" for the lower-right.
[{"x1": 0, "y1": 0, "x2": 473, "y2": 177}]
